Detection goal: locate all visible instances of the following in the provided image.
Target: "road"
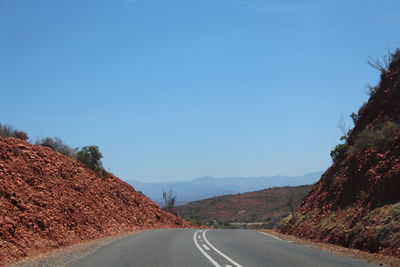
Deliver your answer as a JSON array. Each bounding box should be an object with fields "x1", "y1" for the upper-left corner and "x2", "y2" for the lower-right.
[{"x1": 74, "y1": 229, "x2": 380, "y2": 267}]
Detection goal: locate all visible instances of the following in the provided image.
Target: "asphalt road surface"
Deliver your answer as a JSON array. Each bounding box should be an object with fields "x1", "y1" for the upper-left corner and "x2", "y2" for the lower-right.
[{"x1": 74, "y1": 229, "x2": 380, "y2": 267}]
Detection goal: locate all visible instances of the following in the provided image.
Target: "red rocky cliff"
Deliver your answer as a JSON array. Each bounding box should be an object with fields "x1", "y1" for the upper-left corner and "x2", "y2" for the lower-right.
[
  {"x1": 278, "y1": 51, "x2": 400, "y2": 258},
  {"x1": 0, "y1": 137, "x2": 189, "y2": 265}
]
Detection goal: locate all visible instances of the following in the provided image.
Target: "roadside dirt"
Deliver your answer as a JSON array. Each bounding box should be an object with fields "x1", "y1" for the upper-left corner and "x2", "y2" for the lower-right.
[{"x1": 260, "y1": 229, "x2": 400, "y2": 267}]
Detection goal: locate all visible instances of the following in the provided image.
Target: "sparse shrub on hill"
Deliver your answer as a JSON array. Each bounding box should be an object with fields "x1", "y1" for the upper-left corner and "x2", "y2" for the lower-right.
[
  {"x1": 12, "y1": 130, "x2": 29, "y2": 141},
  {"x1": 0, "y1": 124, "x2": 29, "y2": 141},
  {"x1": 285, "y1": 187, "x2": 296, "y2": 222},
  {"x1": 76, "y1": 145, "x2": 108, "y2": 176},
  {"x1": 35, "y1": 137, "x2": 78, "y2": 157},
  {"x1": 331, "y1": 122, "x2": 400, "y2": 162},
  {"x1": 330, "y1": 143, "x2": 350, "y2": 163},
  {"x1": 330, "y1": 49, "x2": 400, "y2": 163},
  {"x1": 349, "y1": 122, "x2": 400, "y2": 155},
  {"x1": 0, "y1": 124, "x2": 112, "y2": 177},
  {"x1": 367, "y1": 48, "x2": 400, "y2": 77},
  {"x1": 162, "y1": 189, "x2": 177, "y2": 214}
]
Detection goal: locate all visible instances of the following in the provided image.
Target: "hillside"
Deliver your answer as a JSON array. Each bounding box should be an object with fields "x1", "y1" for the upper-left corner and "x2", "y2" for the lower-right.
[
  {"x1": 127, "y1": 172, "x2": 321, "y2": 205},
  {"x1": 0, "y1": 137, "x2": 189, "y2": 266},
  {"x1": 175, "y1": 185, "x2": 312, "y2": 228},
  {"x1": 278, "y1": 50, "x2": 400, "y2": 258}
]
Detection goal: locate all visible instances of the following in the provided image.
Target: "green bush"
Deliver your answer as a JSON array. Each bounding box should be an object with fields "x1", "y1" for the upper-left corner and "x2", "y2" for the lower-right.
[
  {"x1": 76, "y1": 145, "x2": 106, "y2": 175},
  {"x1": 0, "y1": 124, "x2": 29, "y2": 141},
  {"x1": 330, "y1": 143, "x2": 350, "y2": 163},
  {"x1": 331, "y1": 122, "x2": 399, "y2": 162},
  {"x1": 35, "y1": 137, "x2": 78, "y2": 157}
]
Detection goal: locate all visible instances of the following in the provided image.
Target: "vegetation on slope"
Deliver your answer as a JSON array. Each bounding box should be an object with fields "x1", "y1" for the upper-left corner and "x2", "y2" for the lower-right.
[
  {"x1": 0, "y1": 124, "x2": 109, "y2": 177},
  {"x1": 0, "y1": 135, "x2": 189, "y2": 265},
  {"x1": 175, "y1": 185, "x2": 312, "y2": 228},
  {"x1": 278, "y1": 49, "x2": 400, "y2": 258}
]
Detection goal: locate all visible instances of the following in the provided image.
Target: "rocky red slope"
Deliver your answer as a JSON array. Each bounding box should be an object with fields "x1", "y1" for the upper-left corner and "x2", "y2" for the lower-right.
[
  {"x1": 278, "y1": 51, "x2": 400, "y2": 258},
  {"x1": 0, "y1": 137, "x2": 189, "y2": 266}
]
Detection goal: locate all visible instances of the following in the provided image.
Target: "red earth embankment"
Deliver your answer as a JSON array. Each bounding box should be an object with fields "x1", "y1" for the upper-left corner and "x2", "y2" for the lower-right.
[{"x1": 0, "y1": 137, "x2": 189, "y2": 266}]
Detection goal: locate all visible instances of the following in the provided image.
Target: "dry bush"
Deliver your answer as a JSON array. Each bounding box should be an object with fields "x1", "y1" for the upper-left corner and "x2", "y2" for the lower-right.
[
  {"x1": 350, "y1": 122, "x2": 400, "y2": 155},
  {"x1": 163, "y1": 189, "x2": 177, "y2": 213},
  {"x1": 0, "y1": 124, "x2": 29, "y2": 141},
  {"x1": 36, "y1": 137, "x2": 78, "y2": 157}
]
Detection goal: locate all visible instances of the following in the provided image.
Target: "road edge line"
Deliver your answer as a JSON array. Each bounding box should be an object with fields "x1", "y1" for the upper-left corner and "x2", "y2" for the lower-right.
[{"x1": 258, "y1": 231, "x2": 285, "y2": 241}]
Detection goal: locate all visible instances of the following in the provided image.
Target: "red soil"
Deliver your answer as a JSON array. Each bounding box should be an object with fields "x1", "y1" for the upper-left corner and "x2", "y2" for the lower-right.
[{"x1": 0, "y1": 137, "x2": 189, "y2": 266}]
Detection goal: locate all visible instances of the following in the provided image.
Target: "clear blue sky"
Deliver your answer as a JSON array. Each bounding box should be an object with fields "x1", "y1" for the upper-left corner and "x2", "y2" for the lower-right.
[{"x1": 1, "y1": 0, "x2": 399, "y2": 182}]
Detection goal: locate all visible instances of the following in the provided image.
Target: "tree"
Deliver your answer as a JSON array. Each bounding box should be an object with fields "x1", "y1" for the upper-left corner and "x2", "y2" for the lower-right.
[
  {"x1": 285, "y1": 187, "x2": 296, "y2": 222},
  {"x1": 162, "y1": 189, "x2": 177, "y2": 212},
  {"x1": 76, "y1": 145, "x2": 104, "y2": 173}
]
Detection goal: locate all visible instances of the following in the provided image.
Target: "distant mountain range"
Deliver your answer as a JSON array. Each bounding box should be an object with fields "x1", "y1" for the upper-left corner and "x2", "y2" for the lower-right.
[{"x1": 127, "y1": 171, "x2": 323, "y2": 205}]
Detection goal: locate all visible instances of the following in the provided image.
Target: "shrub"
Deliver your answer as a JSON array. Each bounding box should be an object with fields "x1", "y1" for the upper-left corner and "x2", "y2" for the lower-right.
[
  {"x1": 12, "y1": 130, "x2": 29, "y2": 141},
  {"x1": 0, "y1": 124, "x2": 29, "y2": 141},
  {"x1": 367, "y1": 48, "x2": 399, "y2": 76},
  {"x1": 350, "y1": 122, "x2": 400, "y2": 154},
  {"x1": 330, "y1": 143, "x2": 350, "y2": 162},
  {"x1": 35, "y1": 137, "x2": 78, "y2": 157},
  {"x1": 76, "y1": 145, "x2": 105, "y2": 175}
]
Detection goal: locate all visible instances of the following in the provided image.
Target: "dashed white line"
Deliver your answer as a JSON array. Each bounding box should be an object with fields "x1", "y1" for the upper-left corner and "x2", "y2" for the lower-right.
[
  {"x1": 202, "y1": 230, "x2": 243, "y2": 267},
  {"x1": 202, "y1": 244, "x2": 211, "y2": 250}
]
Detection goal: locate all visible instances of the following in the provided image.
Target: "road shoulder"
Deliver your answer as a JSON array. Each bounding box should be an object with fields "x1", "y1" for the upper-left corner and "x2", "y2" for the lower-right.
[
  {"x1": 11, "y1": 231, "x2": 141, "y2": 267},
  {"x1": 258, "y1": 229, "x2": 400, "y2": 267}
]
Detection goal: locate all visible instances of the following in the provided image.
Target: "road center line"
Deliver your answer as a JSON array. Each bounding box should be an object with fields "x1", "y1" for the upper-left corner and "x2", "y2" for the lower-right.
[
  {"x1": 202, "y1": 244, "x2": 211, "y2": 250},
  {"x1": 193, "y1": 230, "x2": 221, "y2": 267},
  {"x1": 202, "y1": 230, "x2": 243, "y2": 267}
]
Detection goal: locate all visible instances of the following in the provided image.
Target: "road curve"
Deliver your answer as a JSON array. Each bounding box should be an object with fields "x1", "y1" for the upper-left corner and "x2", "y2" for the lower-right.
[{"x1": 74, "y1": 229, "x2": 380, "y2": 267}]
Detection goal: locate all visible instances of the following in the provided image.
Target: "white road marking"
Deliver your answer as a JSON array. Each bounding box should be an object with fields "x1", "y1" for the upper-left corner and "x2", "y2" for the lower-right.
[
  {"x1": 225, "y1": 265, "x2": 233, "y2": 267},
  {"x1": 193, "y1": 230, "x2": 221, "y2": 267},
  {"x1": 202, "y1": 244, "x2": 211, "y2": 250},
  {"x1": 202, "y1": 230, "x2": 243, "y2": 267},
  {"x1": 258, "y1": 231, "x2": 284, "y2": 241}
]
